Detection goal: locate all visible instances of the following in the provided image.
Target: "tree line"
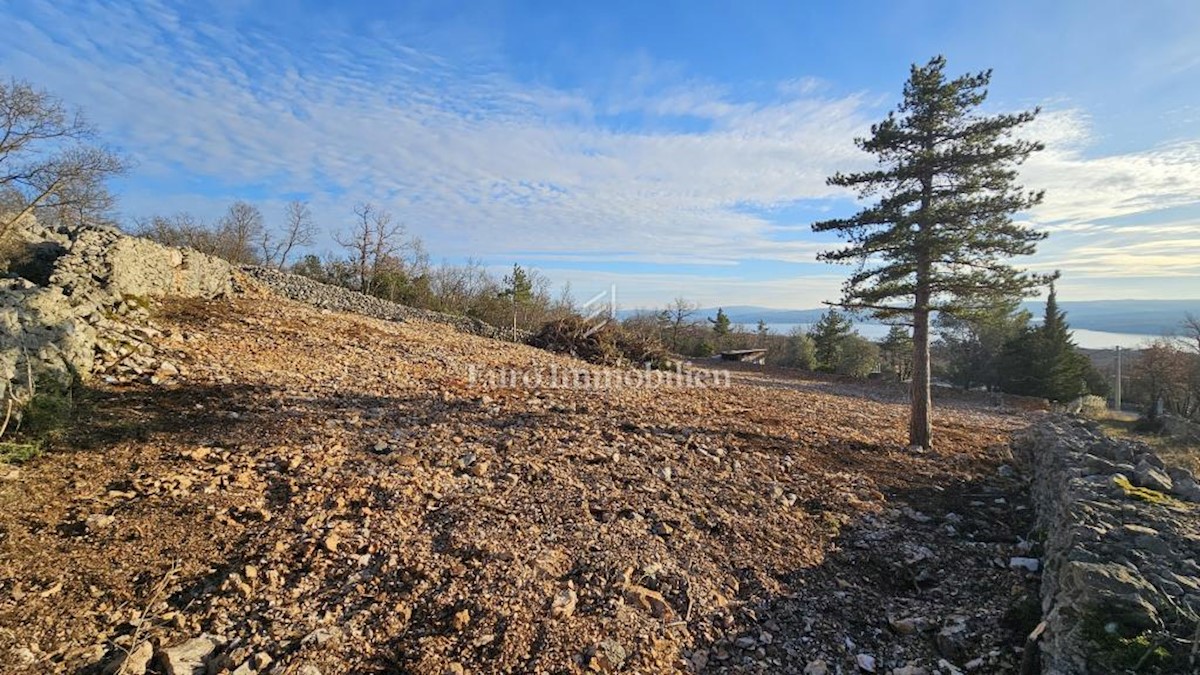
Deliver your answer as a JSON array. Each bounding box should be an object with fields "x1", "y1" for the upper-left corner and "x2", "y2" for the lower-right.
[
  {"x1": 619, "y1": 287, "x2": 1117, "y2": 406},
  {"x1": 1127, "y1": 316, "x2": 1200, "y2": 423}
]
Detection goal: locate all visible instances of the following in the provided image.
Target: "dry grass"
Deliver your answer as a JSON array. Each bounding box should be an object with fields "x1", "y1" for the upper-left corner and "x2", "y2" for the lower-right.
[{"x1": 1094, "y1": 411, "x2": 1200, "y2": 475}]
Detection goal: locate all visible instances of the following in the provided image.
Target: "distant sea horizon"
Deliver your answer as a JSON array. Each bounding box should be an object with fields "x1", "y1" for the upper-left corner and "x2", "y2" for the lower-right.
[{"x1": 757, "y1": 322, "x2": 1159, "y2": 350}]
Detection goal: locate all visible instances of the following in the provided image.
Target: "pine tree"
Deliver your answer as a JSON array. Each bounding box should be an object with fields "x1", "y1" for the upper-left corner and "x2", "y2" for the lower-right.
[
  {"x1": 1039, "y1": 283, "x2": 1079, "y2": 400},
  {"x1": 808, "y1": 308, "x2": 854, "y2": 372},
  {"x1": 812, "y1": 56, "x2": 1049, "y2": 448},
  {"x1": 709, "y1": 308, "x2": 731, "y2": 348},
  {"x1": 501, "y1": 263, "x2": 533, "y2": 303},
  {"x1": 998, "y1": 283, "x2": 1097, "y2": 402},
  {"x1": 880, "y1": 325, "x2": 914, "y2": 381},
  {"x1": 935, "y1": 299, "x2": 1030, "y2": 390},
  {"x1": 500, "y1": 263, "x2": 533, "y2": 339},
  {"x1": 755, "y1": 319, "x2": 770, "y2": 346}
]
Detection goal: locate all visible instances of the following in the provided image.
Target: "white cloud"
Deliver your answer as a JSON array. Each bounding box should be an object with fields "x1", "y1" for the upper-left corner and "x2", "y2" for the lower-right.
[
  {"x1": 1030, "y1": 237, "x2": 1200, "y2": 279},
  {"x1": 1023, "y1": 110, "x2": 1200, "y2": 226}
]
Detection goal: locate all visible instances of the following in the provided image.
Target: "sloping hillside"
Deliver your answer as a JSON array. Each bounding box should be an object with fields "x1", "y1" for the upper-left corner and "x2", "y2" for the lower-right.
[{"x1": 0, "y1": 293, "x2": 1039, "y2": 674}]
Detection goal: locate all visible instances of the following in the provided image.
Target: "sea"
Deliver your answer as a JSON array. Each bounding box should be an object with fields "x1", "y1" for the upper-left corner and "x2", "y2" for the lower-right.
[{"x1": 760, "y1": 323, "x2": 1158, "y2": 350}]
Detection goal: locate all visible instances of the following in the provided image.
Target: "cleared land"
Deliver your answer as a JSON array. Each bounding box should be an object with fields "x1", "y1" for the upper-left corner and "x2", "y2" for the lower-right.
[{"x1": 0, "y1": 296, "x2": 1041, "y2": 673}]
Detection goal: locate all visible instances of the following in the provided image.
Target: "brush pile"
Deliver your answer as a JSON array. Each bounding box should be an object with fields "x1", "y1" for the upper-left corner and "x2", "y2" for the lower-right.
[{"x1": 527, "y1": 316, "x2": 673, "y2": 369}]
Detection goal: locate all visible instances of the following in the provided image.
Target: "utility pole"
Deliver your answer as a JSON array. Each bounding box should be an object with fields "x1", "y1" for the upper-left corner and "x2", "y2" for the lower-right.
[{"x1": 1114, "y1": 346, "x2": 1122, "y2": 411}]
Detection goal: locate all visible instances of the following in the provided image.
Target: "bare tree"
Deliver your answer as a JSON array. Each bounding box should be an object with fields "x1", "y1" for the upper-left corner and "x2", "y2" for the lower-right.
[
  {"x1": 215, "y1": 201, "x2": 264, "y2": 264},
  {"x1": 335, "y1": 202, "x2": 410, "y2": 296},
  {"x1": 666, "y1": 297, "x2": 698, "y2": 351},
  {"x1": 1133, "y1": 338, "x2": 1199, "y2": 420},
  {"x1": 0, "y1": 79, "x2": 125, "y2": 238},
  {"x1": 134, "y1": 212, "x2": 207, "y2": 250},
  {"x1": 1180, "y1": 313, "x2": 1200, "y2": 355},
  {"x1": 551, "y1": 281, "x2": 575, "y2": 319},
  {"x1": 261, "y1": 200, "x2": 317, "y2": 270}
]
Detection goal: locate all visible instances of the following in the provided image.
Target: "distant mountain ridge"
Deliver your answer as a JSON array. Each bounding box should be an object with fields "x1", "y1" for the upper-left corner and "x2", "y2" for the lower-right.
[{"x1": 620, "y1": 300, "x2": 1199, "y2": 335}]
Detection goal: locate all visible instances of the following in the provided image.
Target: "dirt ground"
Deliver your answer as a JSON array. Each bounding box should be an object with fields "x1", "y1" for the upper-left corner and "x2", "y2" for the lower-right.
[{"x1": 0, "y1": 296, "x2": 1043, "y2": 674}]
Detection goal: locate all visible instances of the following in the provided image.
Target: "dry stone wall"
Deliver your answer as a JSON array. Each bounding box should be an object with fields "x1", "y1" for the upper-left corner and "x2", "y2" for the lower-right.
[
  {"x1": 240, "y1": 266, "x2": 524, "y2": 341},
  {"x1": 1014, "y1": 416, "x2": 1200, "y2": 674},
  {"x1": 1, "y1": 217, "x2": 239, "y2": 395}
]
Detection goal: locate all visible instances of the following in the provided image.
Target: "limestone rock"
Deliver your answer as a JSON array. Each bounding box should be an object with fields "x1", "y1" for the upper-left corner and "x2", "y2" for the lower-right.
[
  {"x1": 1060, "y1": 561, "x2": 1163, "y2": 631},
  {"x1": 936, "y1": 617, "x2": 969, "y2": 662},
  {"x1": 1133, "y1": 460, "x2": 1173, "y2": 493},
  {"x1": 452, "y1": 608, "x2": 470, "y2": 631},
  {"x1": 803, "y1": 660, "x2": 828, "y2": 675},
  {"x1": 158, "y1": 635, "x2": 218, "y2": 675},
  {"x1": 550, "y1": 588, "x2": 577, "y2": 619},
  {"x1": 587, "y1": 639, "x2": 627, "y2": 673},
  {"x1": 623, "y1": 583, "x2": 673, "y2": 619},
  {"x1": 102, "y1": 640, "x2": 153, "y2": 675},
  {"x1": 1009, "y1": 557, "x2": 1039, "y2": 572}
]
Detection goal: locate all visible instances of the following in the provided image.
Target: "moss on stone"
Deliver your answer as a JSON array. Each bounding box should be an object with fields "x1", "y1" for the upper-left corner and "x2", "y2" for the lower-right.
[
  {"x1": 1112, "y1": 474, "x2": 1175, "y2": 506},
  {"x1": 1082, "y1": 614, "x2": 1173, "y2": 671}
]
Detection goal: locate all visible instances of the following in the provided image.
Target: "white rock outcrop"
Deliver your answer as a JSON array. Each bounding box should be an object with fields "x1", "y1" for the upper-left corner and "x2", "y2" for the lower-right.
[{"x1": 1, "y1": 217, "x2": 239, "y2": 397}]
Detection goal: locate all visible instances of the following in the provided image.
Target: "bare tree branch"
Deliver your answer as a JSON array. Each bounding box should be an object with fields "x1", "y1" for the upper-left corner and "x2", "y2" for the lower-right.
[{"x1": 0, "y1": 79, "x2": 125, "y2": 239}]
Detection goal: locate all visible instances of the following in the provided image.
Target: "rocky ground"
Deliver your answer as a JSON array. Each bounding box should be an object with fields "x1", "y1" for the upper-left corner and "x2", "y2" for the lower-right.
[{"x1": 0, "y1": 295, "x2": 1043, "y2": 674}]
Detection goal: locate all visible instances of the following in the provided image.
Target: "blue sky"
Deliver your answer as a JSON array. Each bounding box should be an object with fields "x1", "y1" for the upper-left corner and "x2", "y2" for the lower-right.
[{"x1": 2, "y1": 0, "x2": 1199, "y2": 309}]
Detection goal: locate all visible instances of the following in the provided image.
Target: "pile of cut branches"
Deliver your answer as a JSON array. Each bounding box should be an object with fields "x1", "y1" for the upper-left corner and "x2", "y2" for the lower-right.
[{"x1": 528, "y1": 316, "x2": 672, "y2": 369}]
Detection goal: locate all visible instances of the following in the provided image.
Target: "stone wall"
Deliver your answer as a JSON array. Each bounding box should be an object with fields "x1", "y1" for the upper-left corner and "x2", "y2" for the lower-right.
[
  {"x1": 1, "y1": 217, "x2": 239, "y2": 396},
  {"x1": 239, "y1": 266, "x2": 524, "y2": 341},
  {"x1": 1014, "y1": 416, "x2": 1200, "y2": 673}
]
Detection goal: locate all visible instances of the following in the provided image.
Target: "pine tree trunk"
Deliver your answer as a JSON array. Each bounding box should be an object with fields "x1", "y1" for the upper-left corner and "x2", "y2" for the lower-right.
[
  {"x1": 911, "y1": 167, "x2": 934, "y2": 450},
  {"x1": 910, "y1": 305, "x2": 932, "y2": 449}
]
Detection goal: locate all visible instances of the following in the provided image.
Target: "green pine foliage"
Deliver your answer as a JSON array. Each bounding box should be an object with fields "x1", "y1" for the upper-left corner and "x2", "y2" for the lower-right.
[
  {"x1": 708, "y1": 308, "x2": 731, "y2": 342},
  {"x1": 808, "y1": 308, "x2": 855, "y2": 372},
  {"x1": 880, "y1": 325, "x2": 914, "y2": 381},
  {"x1": 500, "y1": 263, "x2": 534, "y2": 304},
  {"x1": 935, "y1": 299, "x2": 1031, "y2": 391},
  {"x1": 998, "y1": 284, "x2": 1108, "y2": 401}
]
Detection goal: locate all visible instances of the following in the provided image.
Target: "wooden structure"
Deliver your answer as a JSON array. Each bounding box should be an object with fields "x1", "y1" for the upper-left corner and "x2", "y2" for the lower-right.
[{"x1": 719, "y1": 349, "x2": 767, "y2": 365}]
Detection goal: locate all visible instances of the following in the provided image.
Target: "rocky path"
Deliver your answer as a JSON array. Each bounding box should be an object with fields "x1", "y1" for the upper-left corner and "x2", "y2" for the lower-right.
[{"x1": 0, "y1": 296, "x2": 1040, "y2": 674}]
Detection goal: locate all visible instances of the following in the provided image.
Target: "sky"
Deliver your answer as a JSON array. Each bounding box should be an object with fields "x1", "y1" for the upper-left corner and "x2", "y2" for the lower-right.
[{"x1": 2, "y1": 0, "x2": 1199, "y2": 310}]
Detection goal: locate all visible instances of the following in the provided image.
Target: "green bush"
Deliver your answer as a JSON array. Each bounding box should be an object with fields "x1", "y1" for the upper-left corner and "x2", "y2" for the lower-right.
[
  {"x1": 22, "y1": 385, "x2": 74, "y2": 440},
  {"x1": 834, "y1": 335, "x2": 881, "y2": 378},
  {"x1": 0, "y1": 378, "x2": 76, "y2": 463},
  {"x1": 0, "y1": 441, "x2": 42, "y2": 464}
]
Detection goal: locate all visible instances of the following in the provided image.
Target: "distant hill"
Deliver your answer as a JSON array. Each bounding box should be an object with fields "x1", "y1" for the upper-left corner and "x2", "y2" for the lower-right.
[
  {"x1": 621, "y1": 300, "x2": 1199, "y2": 335},
  {"x1": 1018, "y1": 299, "x2": 1198, "y2": 335},
  {"x1": 618, "y1": 305, "x2": 828, "y2": 326}
]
